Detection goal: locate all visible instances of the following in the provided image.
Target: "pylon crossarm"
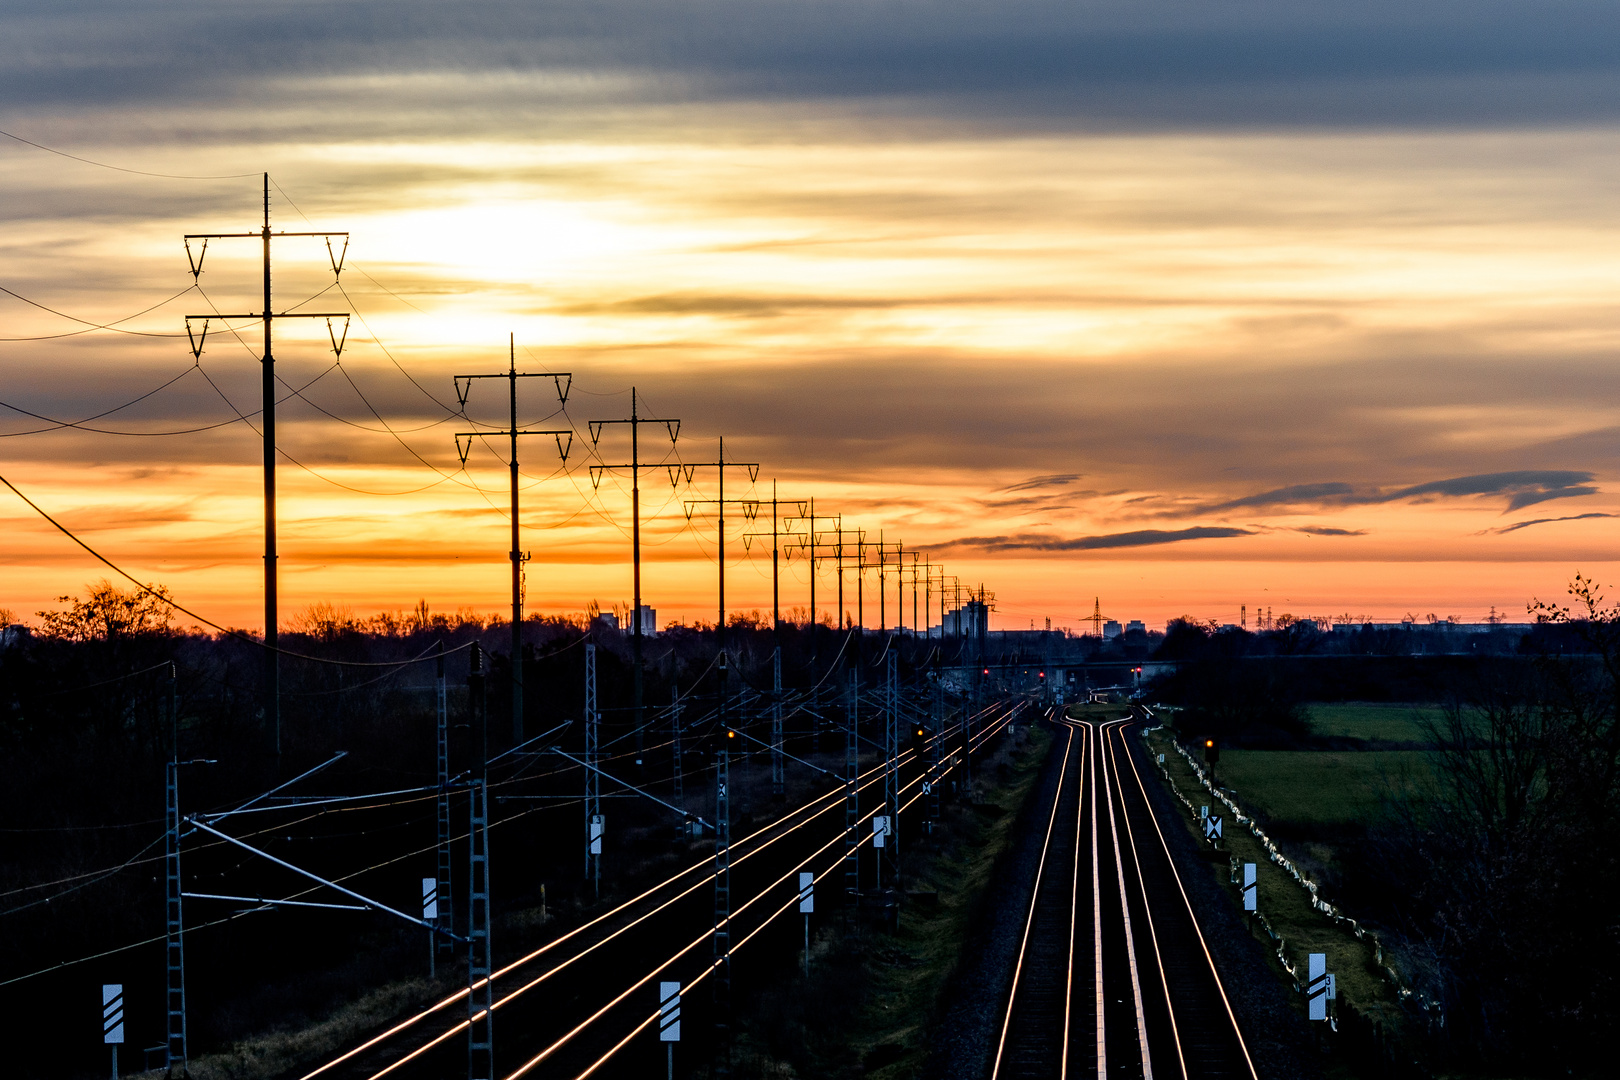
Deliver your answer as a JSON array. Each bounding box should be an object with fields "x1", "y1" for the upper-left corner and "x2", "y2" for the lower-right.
[
  {"x1": 551, "y1": 748, "x2": 715, "y2": 831},
  {"x1": 185, "y1": 817, "x2": 469, "y2": 942},
  {"x1": 196, "y1": 751, "x2": 347, "y2": 827},
  {"x1": 721, "y1": 726, "x2": 834, "y2": 777}
]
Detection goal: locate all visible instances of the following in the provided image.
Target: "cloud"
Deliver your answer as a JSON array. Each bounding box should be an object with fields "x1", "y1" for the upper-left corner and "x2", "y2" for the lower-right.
[
  {"x1": 1205, "y1": 482, "x2": 1355, "y2": 513},
  {"x1": 948, "y1": 526, "x2": 1253, "y2": 553},
  {"x1": 998, "y1": 473, "x2": 1081, "y2": 493},
  {"x1": 1204, "y1": 471, "x2": 1598, "y2": 515},
  {"x1": 1291, "y1": 526, "x2": 1366, "y2": 536},
  {"x1": 1484, "y1": 512, "x2": 1615, "y2": 535},
  {"x1": 1389, "y1": 470, "x2": 1597, "y2": 512}
]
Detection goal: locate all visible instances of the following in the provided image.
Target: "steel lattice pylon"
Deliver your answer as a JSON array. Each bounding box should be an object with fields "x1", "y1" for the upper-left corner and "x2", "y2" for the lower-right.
[
  {"x1": 434, "y1": 646, "x2": 453, "y2": 962},
  {"x1": 713, "y1": 741, "x2": 732, "y2": 1074},
  {"x1": 585, "y1": 643, "x2": 601, "y2": 895},
  {"x1": 164, "y1": 758, "x2": 187, "y2": 1075},
  {"x1": 883, "y1": 651, "x2": 899, "y2": 886},
  {"x1": 844, "y1": 669, "x2": 859, "y2": 906},
  {"x1": 467, "y1": 776, "x2": 492, "y2": 1080},
  {"x1": 771, "y1": 648, "x2": 785, "y2": 800},
  {"x1": 671, "y1": 686, "x2": 683, "y2": 806}
]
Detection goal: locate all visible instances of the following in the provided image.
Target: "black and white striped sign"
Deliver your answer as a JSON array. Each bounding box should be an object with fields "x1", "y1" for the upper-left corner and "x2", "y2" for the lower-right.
[
  {"x1": 102, "y1": 984, "x2": 124, "y2": 1045},
  {"x1": 589, "y1": 814, "x2": 605, "y2": 855},
  {"x1": 422, "y1": 877, "x2": 438, "y2": 921},
  {"x1": 1242, "y1": 863, "x2": 1257, "y2": 912},
  {"x1": 872, "y1": 816, "x2": 890, "y2": 849},
  {"x1": 1308, "y1": 953, "x2": 1334, "y2": 1020},
  {"x1": 798, "y1": 871, "x2": 814, "y2": 914},
  {"x1": 658, "y1": 981, "x2": 681, "y2": 1043}
]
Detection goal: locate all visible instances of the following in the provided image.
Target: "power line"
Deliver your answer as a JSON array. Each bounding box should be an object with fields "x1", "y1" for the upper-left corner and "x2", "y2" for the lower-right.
[
  {"x1": 0, "y1": 281, "x2": 198, "y2": 340},
  {"x1": 0, "y1": 127, "x2": 258, "y2": 180}
]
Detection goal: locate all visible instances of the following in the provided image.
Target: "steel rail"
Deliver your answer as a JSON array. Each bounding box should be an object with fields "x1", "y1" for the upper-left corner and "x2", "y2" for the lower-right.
[
  {"x1": 990, "y1": 722, "x2": 1076, "y2": 1080},
  {"x1": 1115, "y1": 721, "x2": 1260, "y2": 1080},
  {"x1": 1099, "y1": 719, "x2": 1154, "y2": 1079},
  {"x1": 1101, "y1": 720, "x2": 1187, "y2": 1080}
]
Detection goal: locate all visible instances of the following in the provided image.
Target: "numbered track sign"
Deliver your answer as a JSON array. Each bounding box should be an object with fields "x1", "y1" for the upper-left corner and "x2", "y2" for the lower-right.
[
  {"x1": 798, "y1": 871, "x2": 814, "y2": 914},
  {"x1": 422, "y1": 877, "x2": 438, "y2": 920},
  {"x1": 1242, "y1": 863, "x2": 1257, "y2": 912},
  {"x1": 872, "y1": 815, "x2": 890, "y2": 849},
  {"x1": 589, "y1": 814, "x2": 604, "y2": 855},
  {"x1": 659, "y1": 981, "x2": 681, "y2": 1042},
  {"x1": 102, "y1": 984, "x2": 124, "y2": 1045}
]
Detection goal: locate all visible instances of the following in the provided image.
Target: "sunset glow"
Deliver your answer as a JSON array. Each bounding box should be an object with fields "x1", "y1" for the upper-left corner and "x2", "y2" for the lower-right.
[{"x1": 5, "y1": 5, "x2": 1620, "y2": 633}]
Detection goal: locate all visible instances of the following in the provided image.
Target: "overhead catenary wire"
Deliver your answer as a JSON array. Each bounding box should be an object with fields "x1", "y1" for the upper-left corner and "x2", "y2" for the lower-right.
[
  {"x1": 0, "y1": 127, "x2": 258, "y2": 180},
  {"x1": 0, "y1": 468, "x2": 473, "y2": 668}
]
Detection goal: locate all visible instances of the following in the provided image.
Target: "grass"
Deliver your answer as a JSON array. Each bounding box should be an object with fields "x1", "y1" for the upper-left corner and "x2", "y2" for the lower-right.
[
  {"x1": 1213, "y1": 750, "x2": 1433, "y2": 828},
  {"x1": 1305, "y1": 703, "x2": 1443, "y2": 745},
  {"x1": 733, "y1": 723, "x2": 1055, "y2": 1079},
  {"x1": 1143, "y1": 728, "x2": 1404, "y2": 1033}
]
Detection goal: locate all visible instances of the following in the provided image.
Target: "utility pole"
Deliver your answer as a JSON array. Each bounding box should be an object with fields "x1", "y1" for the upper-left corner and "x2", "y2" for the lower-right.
[
  {"x1": 454, "y1": 340, "x2": 571, "y2": 745},
  {"x1": 184, "y1": 174, "x2": 348, "y2": 765},
  {"x1": 742, "y1": 482, "x2": 807, "y2": 802},
  {"x1": 586, "y1": 391, "x2": 680, "y2": 768},
  {"x1": 466, "y1": 644, "x2": 492, "y2": 1080}
]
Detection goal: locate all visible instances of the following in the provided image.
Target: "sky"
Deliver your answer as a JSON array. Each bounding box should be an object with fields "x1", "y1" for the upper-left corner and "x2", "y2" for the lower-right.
[{"x1": 4, "y1": 1, "x2": 1620, "y2": 634}]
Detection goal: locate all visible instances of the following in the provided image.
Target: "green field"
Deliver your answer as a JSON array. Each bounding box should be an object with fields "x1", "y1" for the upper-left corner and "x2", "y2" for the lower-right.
[
  {"x1": 1305, "y1": 702, "x2": 1443, "y2": 744},
  {"x1": 1213, "y1": 749, "x2": 1433, "y2": 827}
]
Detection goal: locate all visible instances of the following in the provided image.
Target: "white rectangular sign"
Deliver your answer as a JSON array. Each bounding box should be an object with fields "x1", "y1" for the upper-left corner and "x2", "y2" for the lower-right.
[
  {"x1": 1242, "y1": 863, "x2": 1257, "y2": 912},
  {"x1": 872, "y1": 815, "x2": 890, "y2": 848},
  {"x1": 422, "y1": 877, "x2": 438, "y2": 921},
  {"x1": 1308, "y1": 953, "x2": 1329, "y2": 1020},
  {"x1": 102, "y1": 984, "x2": 124, "y2": 1045},
  {"x1": 798, "y1": 871, "x2": 814, "y2": 914},
  {"x1": 589, "y1": 814, "x2": 604, "y2": 855},
  {"x1": 1204, "y1": 816, "x2": 1222, "y2": 841},
  {"x1": 659, "y1": 981, "x2": 681, "y2": 1042}
]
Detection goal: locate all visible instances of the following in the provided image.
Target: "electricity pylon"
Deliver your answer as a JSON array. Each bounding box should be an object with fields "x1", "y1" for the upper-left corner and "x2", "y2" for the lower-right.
[
  {"x1": 679, "y1": 438, "x2": 761, "y2": 876},
  {"x1": 741, "y1": 481, "x2": 807, "y2": 800},
  {"x1": 183, "y1": 173, "x2": 348, "y2": 764},
  {"x1": 586, "y1": 390, "x2": 680, "y2": 768},
  {"x1": 453, "y1": 337, "x2": 571, "y2": 744}
]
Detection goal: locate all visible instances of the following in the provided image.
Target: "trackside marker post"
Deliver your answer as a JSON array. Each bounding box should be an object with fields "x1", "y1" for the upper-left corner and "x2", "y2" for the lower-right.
[
  {"x1": 1308, "y1": 953, "x2": 1334, "y2": 1021},
  {"x1": 103, "y1": 983, "x2": 124, "y2": 1079},
  {"x1": 1242, "y1": 863, "x2": 1257, "y2": 912},
  {"x1": 799, "y1": 871, "x2": 814, "y2": 976},
  {"x1": 659, "y1": 981, "x2": 681, "y2": 1080},
  {"x1": 422, "y1": 877, "x2": 438, "y2": 976}
]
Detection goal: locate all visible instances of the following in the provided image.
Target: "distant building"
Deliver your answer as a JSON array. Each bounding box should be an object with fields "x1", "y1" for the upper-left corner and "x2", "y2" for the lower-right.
[
  {"x1": 943, "y1": 600, "x2": 989, "y2": 637},
  {"x1": 1125, "y1": 620, "x2": 1145, "y2": 635},
  {"x1": 597, "y1": 611, "x2": 619, "y2": 630},
  {"x1": 635, "y1": 605, "x2": 657, "y2": 636},
  {"x1": 1103, "y1": 620, "x2": 1122, "y2": 639}
]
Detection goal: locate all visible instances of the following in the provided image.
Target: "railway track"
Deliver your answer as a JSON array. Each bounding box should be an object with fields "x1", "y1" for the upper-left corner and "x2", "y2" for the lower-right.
[
  {"x1": 297, "y1": 698, "x2": 1028, "y2": 1080},
  {"x1": 992, "y1": 714, "x2": 1258, "y2": 1080}
]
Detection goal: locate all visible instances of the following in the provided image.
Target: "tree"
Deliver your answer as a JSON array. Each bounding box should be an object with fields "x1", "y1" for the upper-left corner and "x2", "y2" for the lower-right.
[{"x1": 35, "y1": 579, "x2": 174, "y2": 641}]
